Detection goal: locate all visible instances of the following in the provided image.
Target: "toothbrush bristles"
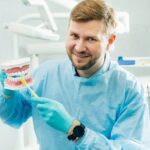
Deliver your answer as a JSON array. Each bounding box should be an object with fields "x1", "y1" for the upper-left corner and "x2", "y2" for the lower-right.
[{"x1": 20, "y1": 78, "x2": 38, "y2": 97}]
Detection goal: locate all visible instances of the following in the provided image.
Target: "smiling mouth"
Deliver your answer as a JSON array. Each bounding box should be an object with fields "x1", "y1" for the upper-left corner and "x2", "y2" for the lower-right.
[
  {"x1": 73, "y1": 52, "x2": 90, "y2": 59},
  {"x1": 0, "y1": 57, "x2": 33, "y2": 90}
]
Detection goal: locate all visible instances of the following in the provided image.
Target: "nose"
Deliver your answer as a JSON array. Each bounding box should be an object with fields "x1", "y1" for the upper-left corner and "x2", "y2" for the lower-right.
[{"x1": 74, "y1": 39, "x2": 86, "y2": 52}]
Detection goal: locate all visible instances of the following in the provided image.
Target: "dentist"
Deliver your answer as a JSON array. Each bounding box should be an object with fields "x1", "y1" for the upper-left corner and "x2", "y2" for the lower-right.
[{"x1": 0, "y1": 0, "x2": 149, "y2": 149}]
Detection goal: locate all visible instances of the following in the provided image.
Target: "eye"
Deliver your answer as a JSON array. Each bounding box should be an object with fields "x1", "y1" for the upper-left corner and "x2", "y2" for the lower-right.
[
  {"x1": 87, "y1": 37, "x2": 97, "y2": 42},
  {"x1": 70, "y1": 33, "x2": 79, "y2": 40}
]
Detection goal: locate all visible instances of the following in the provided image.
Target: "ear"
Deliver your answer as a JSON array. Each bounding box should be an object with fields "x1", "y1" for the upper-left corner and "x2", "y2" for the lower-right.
[{"x1": 106, "y1": 34, "x2": 116, "y2": 50}]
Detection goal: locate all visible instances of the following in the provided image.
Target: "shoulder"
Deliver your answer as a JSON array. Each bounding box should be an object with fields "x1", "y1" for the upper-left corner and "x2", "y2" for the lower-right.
[
  {"x1": 111, "y1": 61, "x2": 144, "y2": 103},
  {"x1": 31, "y1": 59, "x2": 71, "y2": 95},
  {"x1": 110, "y1": 61, "x2": 143, "y2": 93},
  {"x1": 33, "y1": 58, "x2": 71, "y2": 79},
  {"x1": 109, "y1": 62, "x2": 146, "y2": 116},
  {"x1": 110, "y1": 61, "x2": 138, "y2": 82}
]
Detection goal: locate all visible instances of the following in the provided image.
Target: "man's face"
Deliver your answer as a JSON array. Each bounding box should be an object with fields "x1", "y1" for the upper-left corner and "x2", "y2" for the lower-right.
[{"x1": 66, "y1": 20, "x2": 109, "y2": 71}]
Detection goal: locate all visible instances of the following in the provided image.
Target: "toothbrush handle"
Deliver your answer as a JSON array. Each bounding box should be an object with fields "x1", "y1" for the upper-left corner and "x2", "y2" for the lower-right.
[
  {"x1": 28, "y1": 86, "x2": 38, "y2": 97},
  {"x1": 32, "y1": 92, "x2": 38, "y2": 97}
]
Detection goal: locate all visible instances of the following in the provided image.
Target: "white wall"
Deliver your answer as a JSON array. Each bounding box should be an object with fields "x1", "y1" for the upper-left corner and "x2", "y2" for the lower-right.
[
  {"x1": 1, "y1": 0, "x2": 150, "y2": 74},
  {"x1": 108, "y1": 0, "x2": 150, "y2": 76},
  {"x1": 0, "y1": 121, "x2": 21, "y2": 150},
  {"x1": 0, "y1": 1, "x2": 68, "y2": 149}
]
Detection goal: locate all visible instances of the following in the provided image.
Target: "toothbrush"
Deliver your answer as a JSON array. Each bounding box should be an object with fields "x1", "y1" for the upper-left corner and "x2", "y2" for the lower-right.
[{"x1": 20, "y1": 78, "x2": 38, "y2": 97}]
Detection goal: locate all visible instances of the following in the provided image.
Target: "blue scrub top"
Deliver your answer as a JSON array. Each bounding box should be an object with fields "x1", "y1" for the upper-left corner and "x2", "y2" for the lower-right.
[{"x1": 0, "y1": 53, "x2": 150, "y2": 150}]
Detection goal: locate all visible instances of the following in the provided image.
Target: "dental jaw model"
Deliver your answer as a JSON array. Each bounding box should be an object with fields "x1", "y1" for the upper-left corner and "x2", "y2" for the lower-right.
[{"x1": 0, "y1": 57, "x2": 33, "y2": 90}]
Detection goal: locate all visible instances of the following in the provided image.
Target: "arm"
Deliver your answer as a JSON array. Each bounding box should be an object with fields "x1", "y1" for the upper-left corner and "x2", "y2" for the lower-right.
[
  {"x1": 0, "y1": 70, "x2": 32, "y2": 128},
  {"x1": 75, "y1": 80, "x2": 150, "y2": 150},
  {"x1": 0, "y1": 90, "x2": 32, "y2": 128},
  {"x1": 30, "y1": 79, "x2": 150, "y2": 150}
]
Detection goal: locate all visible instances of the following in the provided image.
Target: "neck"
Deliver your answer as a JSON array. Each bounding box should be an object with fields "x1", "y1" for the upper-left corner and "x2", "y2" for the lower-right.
[{"x1": 77, "y1": 56, "x2": 105, "y2": 78}]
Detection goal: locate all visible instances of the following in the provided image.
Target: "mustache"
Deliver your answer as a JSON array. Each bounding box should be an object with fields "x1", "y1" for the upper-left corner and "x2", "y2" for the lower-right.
[{"x1": 72, "y1": 50, "x2": 91, "y2": 58}]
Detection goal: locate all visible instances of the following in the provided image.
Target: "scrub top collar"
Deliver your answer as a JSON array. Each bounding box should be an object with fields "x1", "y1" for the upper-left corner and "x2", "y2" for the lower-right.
[{"x1": 72, "y1": 52, "x2": 111, "y2": 79}]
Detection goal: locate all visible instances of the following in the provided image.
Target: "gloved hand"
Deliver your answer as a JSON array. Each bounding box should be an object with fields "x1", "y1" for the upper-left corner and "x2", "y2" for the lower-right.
[
  {"x1": 31, "y1": 97, "x2": 74, "y2": 133},
  {"x1": 0, "y1": 70, "x2": 14, "y2": 97}
]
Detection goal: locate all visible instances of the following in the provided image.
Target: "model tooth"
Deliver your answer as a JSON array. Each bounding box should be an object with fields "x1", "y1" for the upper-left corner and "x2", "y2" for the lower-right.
[
  {"x1": 24, "y1": 70, "x2": 27, "y2": 74},
  {"x1": 24, "y1": 76, "x2": 27, "y2": 79},
  {"x1": 13, "y1": 72, "x2": 16, "y2": 76},
  {"x1": 26, "y1": 74, "x2": 29, "y2": 78},
  {"x1": 9, "y1": 73, "x2": 13, "y2": 77},
  {"x1": 17, "y1": 72, "x2": 20, "y2": 75},
  {"x1": 25, "y1": 75, "x2": 29, "y2": 79},
  {"x1": 10, "y1": 78, "x2": 14, "y2": 82},
  {"x1": 26, "y1": 69, "x2": 29, "y2": 74},
  {"x1": 14, "y1": 78, "x2": 18, "y2": 82},
  {"x1": 16, "y1": 77, "x2": 20, "y2": 81},
  {"x1": 8, "y1": 78, "x2": 11, "y2": 81},
  {"x1": 7, "y1": 76, "x2": 10, "y2": 80},
  {"x1": 11, "y1": 72, "x2": 15, "y2": 76},
  {"x1": 9, "y1": 73, "x2": 13, "y2": 76},
  {"x1": 10, "y1": 78, "x2": 13, "y2": 81},
  {"x1": 7, "y1": 73, "x2": 11, "y2": 76},
  {"x1": 28, "y1": 74, "x2": 31, "y2": 78},
  {"x1": 21, "y1": 71, "x2": 23, "y2": 75}
]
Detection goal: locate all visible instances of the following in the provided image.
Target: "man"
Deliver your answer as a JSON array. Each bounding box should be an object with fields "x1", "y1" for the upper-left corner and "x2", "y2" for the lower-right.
[{"x1": 0, "y1": 0, "x2": 149, "y2": 149}]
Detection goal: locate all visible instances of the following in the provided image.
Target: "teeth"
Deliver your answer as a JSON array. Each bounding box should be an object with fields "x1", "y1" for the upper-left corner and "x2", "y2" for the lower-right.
[
  {"x1": 20, "y1": 71, "x2": 24, "y2": 75},
  {"x1": 12, "y1": 78, "x2": 15, "y2": 81},
  {"x1": 7, "y1": 69, "x2": 30, "y2": 77},
  {"x1": 4, "y1": 77, "x2": 33, "y2": 90},
  {"x1": 4, "y1": 83, "x2": 25, "y2": 90},
  {"x1": 7, "y1": 74, "x2": 31, "y2": 81},
  {"x1": 6, "y1": 68, "x2": 32, "y2": 84},
  {"x1": 25, "y1": 74, "x2": 30, "y2": 79},
  {"x1": 24, "y1": 69, "x2": 29, "y2": 74},
  {"x1": 16, "y1": 78, "x2": 20, "y2": 81},
  {"x1": 17, "y1": 72, "x2": 22, "y2": 75}
]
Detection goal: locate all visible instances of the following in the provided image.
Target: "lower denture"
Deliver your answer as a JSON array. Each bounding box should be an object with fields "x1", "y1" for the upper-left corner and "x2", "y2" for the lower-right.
[{"x1": 5, "y1": 78, "x2": 33, "y2": 86}]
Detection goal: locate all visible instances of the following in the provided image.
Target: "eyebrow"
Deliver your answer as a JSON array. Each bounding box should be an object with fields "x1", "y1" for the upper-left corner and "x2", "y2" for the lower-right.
[
  {"x1": 69, "y1": 30, "x2": 78, "y2": 34},
  {"x1": 69, "y1": 30, "x2": 98, "y2": 38}
]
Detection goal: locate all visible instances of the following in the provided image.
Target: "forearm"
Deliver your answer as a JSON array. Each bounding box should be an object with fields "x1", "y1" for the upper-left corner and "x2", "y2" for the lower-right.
[
  {"x1": 0, "y1": 90, "x2": 32, "y2": 128},
  {"x1": 75, "y1": 128, "x2": 149, "y2": 150}
]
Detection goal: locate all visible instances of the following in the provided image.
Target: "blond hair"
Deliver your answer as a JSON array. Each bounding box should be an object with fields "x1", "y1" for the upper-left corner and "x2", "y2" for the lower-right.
[{"x1": 70, "y1": 0, "x2": 117, "y2": 34}]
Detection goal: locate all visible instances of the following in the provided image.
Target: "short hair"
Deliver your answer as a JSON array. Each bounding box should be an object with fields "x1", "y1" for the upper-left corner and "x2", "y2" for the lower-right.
[{"x1": 70, "y1": 0, "x2": 117, "y2": 34}]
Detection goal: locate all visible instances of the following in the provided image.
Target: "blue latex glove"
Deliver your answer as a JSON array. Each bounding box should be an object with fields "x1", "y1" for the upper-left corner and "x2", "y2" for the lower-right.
[
  {"x1": 0, "y1": 70, "x2": 14, "y2": 97},
  {"x1": 31, "y1": 97, "x2": 74, "y2": 133}
]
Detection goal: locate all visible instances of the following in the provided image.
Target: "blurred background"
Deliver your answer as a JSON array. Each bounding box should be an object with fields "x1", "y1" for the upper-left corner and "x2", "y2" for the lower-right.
[{"x1": 0, "y1": 0, "x2": 150, "y2": 150}]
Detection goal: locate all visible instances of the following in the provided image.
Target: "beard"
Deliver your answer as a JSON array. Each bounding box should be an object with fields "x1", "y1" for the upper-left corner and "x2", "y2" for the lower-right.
[
  {"x1": 72, "y1": 57, "x2": 98, "y2": 70},
  {"x1": 67, "y1": 51, "x2": 101, "y2": 71}
]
